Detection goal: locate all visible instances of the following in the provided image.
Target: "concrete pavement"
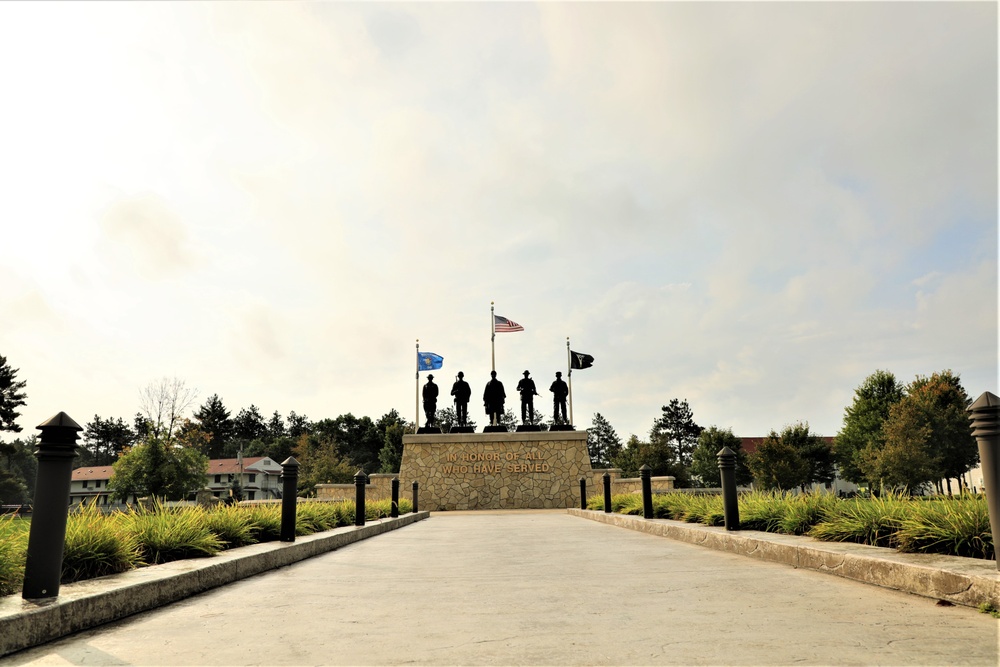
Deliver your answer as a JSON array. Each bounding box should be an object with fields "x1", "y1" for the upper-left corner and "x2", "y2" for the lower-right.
[{"x1": 3, "y1": 510, "x2": 997, "y2": 666}]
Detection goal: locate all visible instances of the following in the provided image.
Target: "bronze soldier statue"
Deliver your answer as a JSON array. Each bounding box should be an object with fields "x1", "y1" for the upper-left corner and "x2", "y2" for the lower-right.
[
  {"x1": 516, "y1": 370, "x2": 538, "y2": 425},
  {"x1": 483, "y1": 370, "x2": 505, "y2": 426},
  {"x1": 451, "y1": 371, "x2": 472, "y2": 427},
  {"x1": 550, "y1": 371, "x2": 569, "y2": 424},
  {"x1": 422, "y1": 374, "x2": 439, "y2": 427}
]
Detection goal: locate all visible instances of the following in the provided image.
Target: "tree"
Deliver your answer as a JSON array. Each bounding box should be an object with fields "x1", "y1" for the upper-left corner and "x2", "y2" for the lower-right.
[
  {"x1": 689, "y1": 427, "x2": 752, "y2": 487},
  {"x1": 312, "y1": 414, "x2": 383, "y2": 472},
  {"x1": 287, "y1": 411, "x2": 312, "y2": 438},
  {"x1": 0, "y1": 436, "x2": 36, "y2": 504},
  {"x1": 139, "y1": 377, "x2": 198, "y2": 442},
  {"x1": 192, "y1": 394, "x2": 234, "y2": 458},
  {"x1": 611, "y1": 435, "x2": 643, "y2": 477},
  {"x1": 292, "y1": 432, "x2": 355, "y2": 495},
  {"x1": 907, "y1": 371, "x2": 978, "y2": 492},
  {"x1": 747, "y1": 430, "x2": 809, "y2": 491},
  {"x1": 267, "y1": 411, "x2": 286, "y2": 440},
  {"x1": 587, "y1": 413, "x2": 623, "y2": 468},
  {"x1": 651, "y1": 399, "x2": 703, "y2": 469},
  {"x1": 375, "y1": 410, "x2": 410, "y2": 473},
  {"x1": 782, "y1": 422, "x2": 836, "y2": 490},
  {"x1": 861, "y1": 371, "x2": 978, "y2": 493},
  {"x1": 859, "y1": 397, "x2": 937, "y2": 492},
  {"x1": 108, "y1": 435, "x2": 209, "y2": 501},
  {"x1": 835, "y1": 370, "x2": 905, "y2": 485},
  {"x1": 0, "y1": 354, "x2": 27, "y2": 434},
  {"x1": 81, "y1": 415, "x2": 134, "y2": 466},
  {"x1": 434, "y1": 407, "x2": 478, "y2": 433},
  {"x1": 232, "y1": 405, "x2": 267, "y2": 451}
]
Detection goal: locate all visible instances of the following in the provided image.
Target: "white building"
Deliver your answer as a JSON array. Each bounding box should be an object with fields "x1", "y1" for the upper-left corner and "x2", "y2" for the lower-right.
[{"x1": 68, "y1": 456, "x2": 285, "y2": 506}]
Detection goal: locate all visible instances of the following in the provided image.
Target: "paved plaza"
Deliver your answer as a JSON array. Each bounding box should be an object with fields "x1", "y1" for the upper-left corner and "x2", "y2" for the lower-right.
[{"x1": 3, "y1": 510, "x2": 998, "y2": 666}]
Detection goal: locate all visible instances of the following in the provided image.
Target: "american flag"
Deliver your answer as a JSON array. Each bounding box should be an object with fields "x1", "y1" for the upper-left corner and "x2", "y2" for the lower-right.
[{"x1": 494, "y1": 315, "x2": 524, "y2": 333}]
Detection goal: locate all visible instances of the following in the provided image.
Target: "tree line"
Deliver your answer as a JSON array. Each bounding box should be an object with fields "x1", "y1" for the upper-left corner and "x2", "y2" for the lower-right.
[
  {"x1": 0, "y1": 351, "x2": 983, "y2": 503},
  {"x1": 585, "y1": 369, "x2": 979, "y2": 494}
]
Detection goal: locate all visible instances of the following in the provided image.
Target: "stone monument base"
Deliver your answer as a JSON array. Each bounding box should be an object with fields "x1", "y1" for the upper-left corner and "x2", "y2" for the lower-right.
[{"x1": 400, "y1": 431, "x2": 593, "y2": 510}]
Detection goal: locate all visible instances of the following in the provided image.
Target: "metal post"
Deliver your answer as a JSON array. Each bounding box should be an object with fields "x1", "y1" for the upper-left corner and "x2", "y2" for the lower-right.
[
  {"x1": 391, "y1": 477, "x2": 399, "y2": 518},
  {"x1": 718, "y1": 446, "x2": 740, "y2": 531},
  {"x1": 602, "y1": 471, "x2": 612, "y2": 513},
  {"x1": 969, "y1": 392, "x2": 1000, "y2": 570},
  {"x1": 22, "y1": 412, "x2": 82, "y2": 599},
  {"x1": 579, "y1": 477, "x2": 587, "y2": 510},
  {"x1": 354, "y1": 470, "x2": 367, "y2": 526},
  {"x1": 640, "y1": 464, "x2": 653, "y2": 519},
  {"x1": 412, "y1": 481, "x2": 419, "y2": 514},
  {"x1": 279, "y1": 457, "x2": 299, "y2": 542}
]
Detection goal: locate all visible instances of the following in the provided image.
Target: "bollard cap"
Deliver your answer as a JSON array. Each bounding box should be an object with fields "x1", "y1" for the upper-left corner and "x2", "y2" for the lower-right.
[
  {"x1": 281, "y1": 456, "x2": 300, "y2": 468},
  {"x1": 717, "y1": 446, "x2": 736, "y2": 458},
  {"x1": 969, "y1": 392, "x2": 1000, "y2": 437},
  {"x1": 37, "y1": 412, "x2": 83, "y2": 432},
  {"x1": 354, "y1": 469, "x2": 368, "y2": 481}
]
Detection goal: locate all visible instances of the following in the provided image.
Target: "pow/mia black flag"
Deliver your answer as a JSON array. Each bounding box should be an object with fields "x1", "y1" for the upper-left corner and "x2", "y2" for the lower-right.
[{"x1": 570, "y1": 350, "x2": 594, "y2": 370}]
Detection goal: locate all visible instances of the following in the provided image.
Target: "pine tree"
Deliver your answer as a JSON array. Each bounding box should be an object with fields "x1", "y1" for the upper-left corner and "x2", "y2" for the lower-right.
[
  {"x1": 587, "y1": 413, "x2": 623, "y2": 468},
  {"x1": 0, "y1": 354, "x2": 27, "y2": 434}
]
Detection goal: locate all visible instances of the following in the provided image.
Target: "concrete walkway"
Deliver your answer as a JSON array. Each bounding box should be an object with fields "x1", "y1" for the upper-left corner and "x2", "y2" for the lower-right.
[{"x1": 4, "y1": 511, "x2": 998, "y2": 666}]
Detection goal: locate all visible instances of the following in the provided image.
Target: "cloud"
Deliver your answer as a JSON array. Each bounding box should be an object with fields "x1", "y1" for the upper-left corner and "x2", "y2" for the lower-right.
[{"x1": 99, "y1": 195, "x2": 197, "y2": 279}]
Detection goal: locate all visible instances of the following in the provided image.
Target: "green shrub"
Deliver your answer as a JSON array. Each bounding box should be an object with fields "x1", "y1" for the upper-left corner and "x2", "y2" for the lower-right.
[
  {"x1": 677, "y1": 494, "x2": 725, "y2": 526},
  {"x1": 61, "y1": 503, "x2": 141, "y2": 583},
  {"x1": 122, "y1": 504, "x2": 222, "y2": 564},
  {"x1": 895, "y1": 494, "x2": 993, "y2": 559}
]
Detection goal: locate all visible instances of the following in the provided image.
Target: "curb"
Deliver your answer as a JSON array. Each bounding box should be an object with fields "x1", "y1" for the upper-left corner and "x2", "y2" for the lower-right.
[
  {"x1": 568, "y1": 508, "x2": 1000, "y2": 609},
  {"x1": 0, "y1": 511, "x2": 430, "y2": 658}
]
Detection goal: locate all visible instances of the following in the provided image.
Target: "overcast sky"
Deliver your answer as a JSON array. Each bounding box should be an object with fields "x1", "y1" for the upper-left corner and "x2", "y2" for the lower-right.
[{"x1": 1, "y1": 2, "x2": 996, "y2": 446}]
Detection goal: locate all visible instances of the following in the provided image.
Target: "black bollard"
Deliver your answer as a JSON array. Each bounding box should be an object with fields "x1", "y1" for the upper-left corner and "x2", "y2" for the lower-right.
[
  {"x1": 640, "y1": 464, "x2": 653, "y2": 519},
  {"x1": 603, "y1": 471, "x2": 612, "y2": 513},
  {"x1": 279, "y1": 457, "x2": 299, "y2": 542},
  {"x1": 969, "y1": 392, "x2": 1000, "y2": 570},
  {"x1": 412, "y1": 481, "x2": 419, "y2": 513},
  {"x1": 579, "y1": 477, "x2": 587, "y2": 510},
  {"x1": 22, "y1": 412, "x2": 82, "y2": 599},
  {"x1": 354, "y1": 470, "x2": 367, "y2": 526},
  {"x1": 718, "y1": 446, "x2": 740, "y2": 531},
  {"x1": 391, "y1": 477, "x2": 399, "y2": 518}
]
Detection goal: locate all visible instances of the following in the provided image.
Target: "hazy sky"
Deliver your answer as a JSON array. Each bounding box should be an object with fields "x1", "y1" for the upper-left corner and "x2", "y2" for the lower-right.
[{"x1": 1, "y1": 2, "x2": 996, "y2": 445}]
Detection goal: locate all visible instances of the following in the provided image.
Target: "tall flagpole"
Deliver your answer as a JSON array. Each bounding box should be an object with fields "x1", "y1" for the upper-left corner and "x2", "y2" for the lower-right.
[
  {"x1": 567, "y1": 337, "x2": 573, "y2": 426},
  {"x1": 415, "y1": 339, "x2": 420, "y2": 430},
  {"x1": 490, "y1": 301, "x2": 496, "y2": 372}
]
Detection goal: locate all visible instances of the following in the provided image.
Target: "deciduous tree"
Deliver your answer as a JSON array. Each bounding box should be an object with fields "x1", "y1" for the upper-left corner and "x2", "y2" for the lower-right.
[
  {"x1": 835, "y1": 370, "x2": 905, "y2": 485},
  {"x1": 747, "y1": 430, "x2": 809, "y2": 491},
  {"x1": 689, "y1": 427, "x2": 752, "y2": 487},
  {"x1": 139, "y1": 377, "x2": 197, "y2": 442},
  {"x1": 108, "y1": 435, "x2": 209, "y2": 501}
]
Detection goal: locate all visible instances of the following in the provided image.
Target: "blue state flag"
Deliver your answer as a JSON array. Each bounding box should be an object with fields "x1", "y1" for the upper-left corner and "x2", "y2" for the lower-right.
[{"x1": 417, "y1": 351, "x2": 444, "y2": 371}]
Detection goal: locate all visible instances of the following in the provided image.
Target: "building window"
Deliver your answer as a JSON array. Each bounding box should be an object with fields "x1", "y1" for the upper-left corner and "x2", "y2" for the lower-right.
[
  {"x1": 82, "y1": 480, "x2": 88, "y2": 488},
  {"x1": 248, "y1": 474, "x2": 256, "y2": 483},
  {"x1": 95, "y1": 480, "x2": 101, "y2": 488},
  {"x1": 215, "y1": 475, "x2": 221, "y2": 484},
  {"x1": 248, "y1": 491, "x2": 255, "y2": 501},
  {"x1": 213, "y1": 492, "x2": 220, "y2": 498}
]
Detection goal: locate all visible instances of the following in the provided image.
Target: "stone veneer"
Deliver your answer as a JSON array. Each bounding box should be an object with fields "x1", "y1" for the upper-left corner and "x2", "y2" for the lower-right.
[
  {"x1": 399, "y1": 431, "x2": 592, "y2": 510},
  {"x1": 314, "y1": 437, "x2": 675, "y2": 509}
]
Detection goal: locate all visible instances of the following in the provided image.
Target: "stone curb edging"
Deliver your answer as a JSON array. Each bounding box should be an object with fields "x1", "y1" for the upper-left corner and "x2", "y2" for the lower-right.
[
  {"x1": 0, "y1": 511, "x2": 430, "y2": 658},
  {"x1": 568, "y1": 508, "x2": 1000, "y2": 609}
]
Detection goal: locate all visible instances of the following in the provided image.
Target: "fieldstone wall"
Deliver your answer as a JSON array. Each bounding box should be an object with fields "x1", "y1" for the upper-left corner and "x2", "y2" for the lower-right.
[{"x1": 399, "y1": 431, "x2": 592, "y2": 510}]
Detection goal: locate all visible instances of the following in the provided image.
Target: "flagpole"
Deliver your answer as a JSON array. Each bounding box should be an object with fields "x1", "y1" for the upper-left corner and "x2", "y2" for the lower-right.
[
  {"x1": 415, "y1": 339, "x2": 420, "y2": 430},
  {"x1": 490, "y1": 301, "x2": 496, "y2": 372},
  {"x1": 567, "y1": 337, "x2": 573, "y2": 426}
]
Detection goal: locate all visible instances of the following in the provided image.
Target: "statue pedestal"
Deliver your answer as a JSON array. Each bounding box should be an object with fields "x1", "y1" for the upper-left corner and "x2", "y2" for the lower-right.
[
  {"x1": 449, "y1": 426, "x2": 475, "y2": 434},
  {"x1": 515, "y1": 424, "x2": 541, "y2": 432},
  {"x1": 399, "y1": 431, "x2": 594, "y2": 510},
  {"x1": 482, "y1": 425, "x2": 508, "y2": 433},
  {"x1": 416, "y1": 426, "x2": 442, "y2": 434},
  {"x1": 549, "y1": 424, "x2": 575, "y2": 431}
]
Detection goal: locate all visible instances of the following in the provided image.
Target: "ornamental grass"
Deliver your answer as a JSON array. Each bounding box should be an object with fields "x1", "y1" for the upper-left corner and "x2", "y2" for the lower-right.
[
  {"x1": 807, "y1": 492, "x2": 910, "y2": 548},
  {"x1": 895, "y1": 494, "x2": 994, "y2": 560},
  {"x1": 61, "y1": 502, "x2": 141, "y2": 583},
  {"x1": 203, "y1": 504, "x2": 259, "y2": 549},
  {"x1": 0, "y1": 514, "x2": 27, "y2": 596},
  {"x1": 122, "y1": 503, "x2": 223, "y2": 564}
]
